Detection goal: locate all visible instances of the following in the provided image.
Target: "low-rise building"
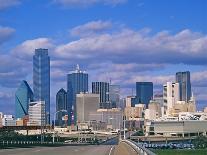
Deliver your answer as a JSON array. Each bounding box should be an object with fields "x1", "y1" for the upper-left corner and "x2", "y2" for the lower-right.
[
  {"x1": 145, "y1": 120, "x2": 207, "y2": 137},
  {"x1": 2, "y1": 115, "x2": 16, "y2": 126}
]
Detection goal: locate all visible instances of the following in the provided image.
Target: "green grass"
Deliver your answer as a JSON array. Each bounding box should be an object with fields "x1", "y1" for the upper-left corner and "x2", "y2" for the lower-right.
[{"x1": 154, "y1": 149, "x2": 207, "y2": 155}]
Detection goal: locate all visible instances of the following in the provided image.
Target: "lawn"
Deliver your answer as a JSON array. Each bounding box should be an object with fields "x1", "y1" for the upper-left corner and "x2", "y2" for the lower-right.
[{"x1": 154, "y1": 149, "x2": 207, "y2": 155}]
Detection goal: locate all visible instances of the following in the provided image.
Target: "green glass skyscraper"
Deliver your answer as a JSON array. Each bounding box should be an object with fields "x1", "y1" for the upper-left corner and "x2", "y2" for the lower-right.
[{"x1": 15, "y1": 80, "x2": 33, "y2": 119}]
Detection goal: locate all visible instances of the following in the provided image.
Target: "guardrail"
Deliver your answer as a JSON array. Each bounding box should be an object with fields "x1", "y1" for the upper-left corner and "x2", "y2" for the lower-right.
[{"x1": 121, "y1": 139, "x2": 157, "y2": 155}]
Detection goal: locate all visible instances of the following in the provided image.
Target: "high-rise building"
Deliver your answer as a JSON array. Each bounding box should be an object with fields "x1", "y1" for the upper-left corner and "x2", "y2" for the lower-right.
[
  {"x1": 136, "y1": 82, "x2": 153, "y2": 106},
  {"x1": 15, "y1": 80, "x2": 33, "y2": 119},
  {"x1": 33, "y1": 48, "x2": 50, "y2": 124},
  {"x1": 92, "y1": 82, "x2": 110, "y2": 109},
  {"x1": 27, "y1": 101, "x2": 46, "y2": 126},
  {"x1": 163, "y1": 82, "x2": 180, "y2": 116},
  {"x1": 76, "y1": 93, "x2": 99, "y2": 123},
  {"x1": 67, "y1": 65, "x2": 88, "y2": 125},
  {"x1": 56, "y1": 88, "x2": 67, "y2": 126},
  {"x1": 176, "y1": 71, "x2": 192, "y2": 102},
  {"x1": 109, "y1": 85, "x2": 120, "y2": 108}
]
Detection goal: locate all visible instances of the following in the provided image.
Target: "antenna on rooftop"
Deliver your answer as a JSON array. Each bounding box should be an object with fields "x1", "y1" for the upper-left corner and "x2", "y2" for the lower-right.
[{"x1": 76, "y1": 64, "x2": 80, "y2": 71}]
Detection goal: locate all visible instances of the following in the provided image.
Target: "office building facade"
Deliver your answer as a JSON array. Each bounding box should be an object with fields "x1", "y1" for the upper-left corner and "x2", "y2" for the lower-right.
[
  {"x1": 163, "y1": 82, "x2": 180, "y2": 116},
  {"x1": 109, "y1": 84, "x2": 120, "y2": 108},
  {"x1": 33, "y1": 48, "x2": 50, "y2": 124},
  {"x1": 56, "y1": 88, "x2": 67, "y2": 126},
  {"x1": 136, "y1": 82, "x2": 153, "y2": 106},
  {"x1": 27, "y1": 101, "x2": 46, "y2": 126},
  {"x1": 92, "y1": 82, "x2": 110, "y2": 109},
  {"x1": 15, "y1": 80, "x2": 33, "y2": 119},
  {"x1": 76, "y1": 93, "x2": 100, "y2": 123},
  {"x1": 67, "y1": 65, "x2": 88, "y2": 125},
  {"x1": 176, "y1": 71, "x2": 192, "y2": 102}
]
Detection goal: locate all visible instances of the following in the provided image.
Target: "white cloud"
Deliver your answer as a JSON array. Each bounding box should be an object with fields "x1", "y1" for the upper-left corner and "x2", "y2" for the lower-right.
[
  {"x1": 0, "y1": 26, "x2": 15, "y2": 44},
  {"x1": 53, "y1": 0, "x2": 127, "y2": 7},
  {"x1": 12, "y1": 38, "x2": 54, "y2": 59},
  {"x1": 0, "y1": 0, "x2": 20, "y2": 10},
  {"x1": 70, "y1": 20, "x2": 112, "y2": 37}
]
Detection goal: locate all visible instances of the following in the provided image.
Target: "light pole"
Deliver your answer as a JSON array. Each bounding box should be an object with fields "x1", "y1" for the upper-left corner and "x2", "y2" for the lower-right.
[
  {"x1": 53, "y1": 110, "x2": 67, "y2": 143},
  {"x1": 123, "y1": 116, "x2": 126, "y2": 140}
]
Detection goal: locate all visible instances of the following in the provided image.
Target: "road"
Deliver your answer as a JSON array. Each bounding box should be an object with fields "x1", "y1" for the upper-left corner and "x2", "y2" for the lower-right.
[
  {"x1": 0, "y1": 145, "x2": 114, "y2": 155},
  {"x1": 0, "y1": 137, "x2": 119, "y2": 155}
]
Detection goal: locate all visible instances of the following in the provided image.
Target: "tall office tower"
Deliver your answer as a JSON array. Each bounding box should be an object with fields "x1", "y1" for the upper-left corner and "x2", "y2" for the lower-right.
[
  {"x1": 92, "y1": 82, "x2": 110, "y2": 109},
  {"x1": 176, "y1": 71, "x2": 192, "y2": 102},
  {"x1": 109, "y1": 85, "x2": 120, "y2": 108},
  {"x1": 136, "y1": 82, "x2": 153, "y2": 106},
  {"x1": 67, "y1": 65, "x2": 88, "y2": 125},
  {"x1": 76, "y1": 93, "x2": 100, "y2": 123},
  {"x1": 15, "y1": 80, "x2": 33, "y2": 119},
  {"x1": 33, "y1": 48, "x2": 50, "y2": 124},
  {"x1": 163, "y1": 82, "x2": 180, "y2": 116},
  {"x1": 56, "y1": 88, "x2": 67, "y2": 126}
]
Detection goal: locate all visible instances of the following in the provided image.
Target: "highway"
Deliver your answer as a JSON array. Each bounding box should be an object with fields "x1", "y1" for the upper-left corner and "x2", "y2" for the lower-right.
[
  {"x1": 0, "y1": 145, "x2": 114, "y2": 155},
  {"x1": 0, "y1": 137, "x2": 119, "y2": 155}
]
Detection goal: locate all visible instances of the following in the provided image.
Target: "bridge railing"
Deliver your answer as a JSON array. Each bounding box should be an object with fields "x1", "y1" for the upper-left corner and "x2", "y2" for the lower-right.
[{"x1": 121, "y1": 139, "x2": 157, "y2": 155}]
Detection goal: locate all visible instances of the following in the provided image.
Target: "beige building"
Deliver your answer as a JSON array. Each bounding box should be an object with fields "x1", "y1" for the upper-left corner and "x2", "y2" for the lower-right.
[
  {"x1": 89, "y1": 108, "x2": 123, "y2": 130},
  {"x1": 125, "y1": 104, "x2": 145, "y2": 120},
  {"x1": 16, "y1": 119, "x2": 24, "y2": 126},
  {"x1": 76, "y1": 93, "x2": 100, "y2": 123},
  {"x1": 163, "y1": 82, "x2": 180, "y2": 116},
  {"x1": 125, "y1": 96, "x2": 137, "y2": 107}
]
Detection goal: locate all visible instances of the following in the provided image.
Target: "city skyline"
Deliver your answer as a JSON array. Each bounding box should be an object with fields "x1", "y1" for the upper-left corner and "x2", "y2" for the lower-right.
[{"x1": 0, "y1": 0, "x2": 206, "y2": 115}]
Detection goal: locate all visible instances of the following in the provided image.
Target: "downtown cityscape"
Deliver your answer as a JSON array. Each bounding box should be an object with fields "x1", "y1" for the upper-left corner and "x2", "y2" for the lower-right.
[{"x1": 0, "y1": 0, "x2": 207, "y2": 155}]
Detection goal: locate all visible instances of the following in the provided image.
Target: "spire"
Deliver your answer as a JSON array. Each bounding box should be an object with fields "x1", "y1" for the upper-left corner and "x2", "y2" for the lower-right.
[{"x1": 76, "y1": 64, "x2": 80, "y2": 71}]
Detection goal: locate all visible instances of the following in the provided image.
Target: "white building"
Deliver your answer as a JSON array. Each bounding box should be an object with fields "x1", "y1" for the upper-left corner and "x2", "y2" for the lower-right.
[
  {"x1": 145, "y1": 120, "x2": 207, "y2": 137},
  {"x1": 76, "y1": 93, "x2": 100, "y2": 123},
  {"x1": 2, "y1": 115, "x2": 16, "y2": 126},
  {"x1": 163, "y1": 82, "x2": 180, "y2": 116},
  {"x1": 27, "y1": 101, "x2": 46, "y2": 126}
]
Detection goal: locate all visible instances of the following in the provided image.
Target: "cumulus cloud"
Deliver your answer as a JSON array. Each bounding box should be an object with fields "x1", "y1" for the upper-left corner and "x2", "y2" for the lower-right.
[
  {"x1": 0, "y1": 0, "x2": 20, "y2": 10},
  {"x1": 54, "y1": 27, "x2": 207, "y2": 65},
  {"x1": 0, "y1": 26, "x2": 15, "y2": 45},
  {"x1": 70, "y1": 20, "x2": 112, "y2": 37},
  {"x1": 12, "y1": 38, "x2": 54, "y2": 60},
  {"x1": 53, "y1": 0, "x2": 127, "y2": 7}
]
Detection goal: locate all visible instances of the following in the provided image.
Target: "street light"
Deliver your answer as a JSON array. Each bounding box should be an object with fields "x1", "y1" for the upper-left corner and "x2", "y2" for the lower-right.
[{"x1": 53, "y1": 110, "x2": 67, "y2": 143}]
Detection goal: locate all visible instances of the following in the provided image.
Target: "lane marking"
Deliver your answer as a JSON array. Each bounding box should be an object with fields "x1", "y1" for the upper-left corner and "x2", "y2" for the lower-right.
[{"x1": 109, "y1": 146, "x2": 115, "y2": 155}]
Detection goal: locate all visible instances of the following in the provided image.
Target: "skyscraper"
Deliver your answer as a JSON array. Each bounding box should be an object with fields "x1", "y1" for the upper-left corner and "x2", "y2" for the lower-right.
[
  {"x1": 136, "y1": 82, "x2": 153, "y2": 106},
  {"x1": 33, "y1": 48, "x2": 50, "y2": 124},
  {"x1": 67, "y1": 65, "x2": 88, "y2": 125},
  {"x1": 109, "y1": 85, "x2": 120, "y2": 108},
  {"x1": 176, "y1": 71, "x2": 192, "y2": 102},
  {"x1": 15, "y1": 80, "x2": 33, "y2": 119},
  {"x1": 56, "y1": 88, "x2": 67, "y2": 126},
  {"x1": 92, "y1": 82, "x2": 110, "y2": 109}
]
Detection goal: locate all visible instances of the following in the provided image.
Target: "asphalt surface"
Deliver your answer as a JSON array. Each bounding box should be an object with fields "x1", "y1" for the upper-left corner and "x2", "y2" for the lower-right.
[
  {"x1": 0, "y1": 145, "x2": 115, "y2": 155},
  {"x1": 0, "y1": 137, "x2": 119, "y2": 155},
  {"x1": 113, "y1": 142, "x2": 137, "y2": 155}
]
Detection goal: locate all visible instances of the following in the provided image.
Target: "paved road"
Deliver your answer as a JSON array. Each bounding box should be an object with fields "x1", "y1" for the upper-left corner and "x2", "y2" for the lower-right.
[
  {"x1": 113, "y1": 142, "x2": 137, "y2": 155},
  {"x1": 0, "y1": 137, "x2": 119, "y2": 155},
  {"x1": 0, "y1": 145, "x2": 114, "y2": 155}
]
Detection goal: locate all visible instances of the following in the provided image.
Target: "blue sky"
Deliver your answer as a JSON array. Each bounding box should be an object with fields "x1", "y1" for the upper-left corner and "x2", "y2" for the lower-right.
[{"x1": 0, "y1": 0, "x2": 206, "y2": 114}]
